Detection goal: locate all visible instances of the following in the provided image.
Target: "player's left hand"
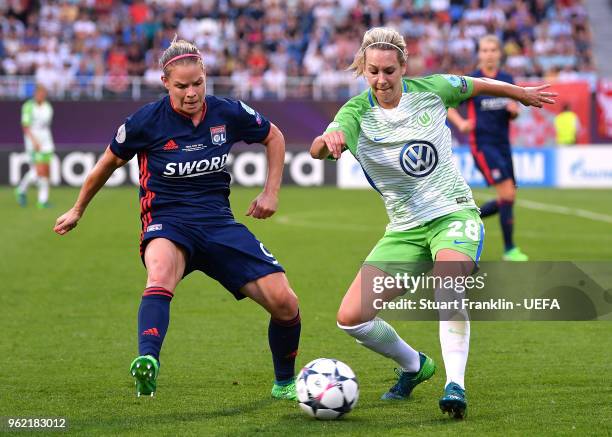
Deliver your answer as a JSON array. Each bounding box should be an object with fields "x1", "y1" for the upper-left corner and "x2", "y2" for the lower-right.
[
  {"x1": 519, "y1": 84, "x2": 558, "y2": 108},
  {"x1": 246, "y1": 191, "x2": 278, "y2": 219}
]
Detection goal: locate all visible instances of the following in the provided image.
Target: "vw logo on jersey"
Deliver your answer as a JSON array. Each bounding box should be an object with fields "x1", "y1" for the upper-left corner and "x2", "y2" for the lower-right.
[{"x1": 399, "y1": 140, "x2": 438, "y2": 177}]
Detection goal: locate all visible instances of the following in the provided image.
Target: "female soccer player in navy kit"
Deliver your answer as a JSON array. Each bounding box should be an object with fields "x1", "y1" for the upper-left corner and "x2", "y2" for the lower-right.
[
  {"x1": 54, "y1": 38, "x2": 301, "y2": 400},
  {"x1": 448, "y1": 35, "x2": 528, "y2": 261}
]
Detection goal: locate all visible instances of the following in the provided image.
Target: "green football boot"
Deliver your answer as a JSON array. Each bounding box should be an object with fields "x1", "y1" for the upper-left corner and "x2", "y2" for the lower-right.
[
  {"x1": 130, "y1": 355, "x2": 159, "y2": 397},
  {"x1": 439, "y1": 382, "x2": 467, "y2": 419},
  {"x1": 381, "y1": 352, "x2": 435, "y2": 400},
  {"x1": 502, "y1": 247, "x2": 529, "y2": 261},
  {"x1": 37, "y1": 201, "x2": 52, "y2": 209},
  {"x1": 271, "y1": 378, "x2": 297, "y2": 400},
  {"x1": 14, "y1": 188, "x2": 26, "y2": 207}
]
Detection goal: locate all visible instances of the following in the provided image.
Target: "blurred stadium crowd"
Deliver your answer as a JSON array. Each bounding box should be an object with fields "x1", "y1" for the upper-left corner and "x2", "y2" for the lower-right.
[{"x1": 0, "y1": 0, "x2": 596, "y2": 99}]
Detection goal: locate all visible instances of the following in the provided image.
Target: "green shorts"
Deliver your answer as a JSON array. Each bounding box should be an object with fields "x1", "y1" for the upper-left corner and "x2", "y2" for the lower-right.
[
  {"x1": 31, "y1": 151, "x2": 53, "y2": 164},
  {"x1": 365, "y1": 209, "x2": 484, "y2": 265}
]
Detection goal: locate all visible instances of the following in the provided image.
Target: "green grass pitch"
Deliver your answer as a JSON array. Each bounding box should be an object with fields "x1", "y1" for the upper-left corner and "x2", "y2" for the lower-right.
[{"x1": 1, "y1": 186, "x2": 611, "y2": 436}]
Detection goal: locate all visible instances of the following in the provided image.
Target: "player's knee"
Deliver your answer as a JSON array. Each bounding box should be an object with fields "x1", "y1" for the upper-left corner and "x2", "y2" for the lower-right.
[
  {"x1": 146, "y1": 258, "x2": 177, "y2": 289},
  {"x1": 268, "y1": 286, "x2": 299, "y2": 320},
  {"x1": 497, "y1": 182, "x2": 516, "y2": 202},
  {"x1": 336, "y1": 308, "x2": 363, "y2": 329},
  {"x1": 498, "y1": 191, "x2": 515, "y2": 203}
]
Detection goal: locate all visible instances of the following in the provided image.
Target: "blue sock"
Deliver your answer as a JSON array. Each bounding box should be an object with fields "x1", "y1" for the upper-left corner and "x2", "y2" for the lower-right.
[
  {"x1": 479, "y1": 200, "x2": 499, "y2": 218},
  {"x1": 138, "y1": 287, "x2": 173, "y2": 362},
  {"x1": 498, "y1": 200, "x2": 514, "y2": 251},
  {"x1": 269, "y1": 311, "x2": 301, "y2": 383}
]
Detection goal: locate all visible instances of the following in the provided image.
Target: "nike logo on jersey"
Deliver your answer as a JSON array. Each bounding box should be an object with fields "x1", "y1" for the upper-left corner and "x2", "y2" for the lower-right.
[
  {"x1": 453, "y1": 240, "x2": 470, "y2": 245},
  {"x1": 373, "y1": 136, "x2": 388, "y2": 142},
  {"x1": 163, "y1": 154, "x2": 229, "y2": 178}
]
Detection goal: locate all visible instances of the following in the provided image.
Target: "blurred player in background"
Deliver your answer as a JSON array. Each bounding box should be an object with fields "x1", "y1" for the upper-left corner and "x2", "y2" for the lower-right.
[
  {"x1": 54, "y1": 38, "x2": 301, "y2": 400},
  {"x1": 311, "y1": 27, "x2": 556, "y2": 418},
  {"x1": 447, "y1": 35, "x2": 527, "y2": 261},
  {"x1": 15, "y1": 84, "x2": 55, "y2": 208},
  {"x1": 554, "y1": 103, "x2": 581, "y2": 146}
]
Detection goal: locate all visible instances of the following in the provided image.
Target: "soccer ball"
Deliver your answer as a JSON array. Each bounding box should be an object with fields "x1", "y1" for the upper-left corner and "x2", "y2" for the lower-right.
[{"x1": 296, "y1": 358, "x2": 359, "y2": 420}]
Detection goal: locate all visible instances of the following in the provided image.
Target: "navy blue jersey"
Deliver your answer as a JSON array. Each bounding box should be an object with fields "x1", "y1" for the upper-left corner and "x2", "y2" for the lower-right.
[
  {"x1": 109, "y1": 95, "x2": 270, "y2": 226},
  {"x1": 467, "y1": 69, "x2": 514, "y2": 147}
]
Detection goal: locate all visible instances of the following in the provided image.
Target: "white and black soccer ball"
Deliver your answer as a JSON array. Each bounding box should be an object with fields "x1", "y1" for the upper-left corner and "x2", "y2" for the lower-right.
[{"x1": 296, "y1": 358, "x2": 359, "y2": 420}]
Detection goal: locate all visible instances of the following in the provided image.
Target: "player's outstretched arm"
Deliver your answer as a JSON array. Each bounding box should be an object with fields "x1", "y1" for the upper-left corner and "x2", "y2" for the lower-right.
[
  {"x1": 310, "y1": 131, "x2": 346, "y2": 160},
  {"x1": 54, "y1": 146, "x2": 127, "y2": 235},
  {"x1": 471, "y1": 77, "x2": 558, "y2": 108},
  {"x1": 246, "y1": 123, "x2": 284, "y2": 219}
]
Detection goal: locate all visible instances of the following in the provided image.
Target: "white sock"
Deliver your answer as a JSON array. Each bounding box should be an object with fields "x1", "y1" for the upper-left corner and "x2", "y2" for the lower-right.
[
  {"x1": 338, "y1": 317, "x2": 420, "y2": 372},
  {"x1": 38, "y1": 177, "x2": 49, "y2": 204},
  {"x1": 439, "y1": 320, "x2": 470, "y2": 389},
  {"x1": 17, "y1": 169, "x2": 37, "y2": 194}
]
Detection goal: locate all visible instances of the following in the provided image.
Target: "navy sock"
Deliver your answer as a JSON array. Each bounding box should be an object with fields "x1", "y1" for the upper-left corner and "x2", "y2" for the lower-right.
[
  {"x1": 479, "y1": 200, "x2": 499, "y2": 218},
  {"x1": 498, "y1": 200, "x2": 515, "y2": 251},
  {"x1": 138, "y1": 287, "x2": 173, "y2": 362},
  {"x1": 269, "y1": 311, "x2": 301, "y2": 383}
]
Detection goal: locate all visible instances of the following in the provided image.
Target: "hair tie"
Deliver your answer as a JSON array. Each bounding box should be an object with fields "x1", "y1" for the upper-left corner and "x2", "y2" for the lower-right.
[{"x1": 163, "y1": 53, "x2": 201, "y2": 70}]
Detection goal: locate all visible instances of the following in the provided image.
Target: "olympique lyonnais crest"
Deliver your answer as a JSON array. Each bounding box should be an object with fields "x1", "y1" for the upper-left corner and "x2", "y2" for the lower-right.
[{"x1": 210, "y1": 125, "x2": 227, "y2": 145}]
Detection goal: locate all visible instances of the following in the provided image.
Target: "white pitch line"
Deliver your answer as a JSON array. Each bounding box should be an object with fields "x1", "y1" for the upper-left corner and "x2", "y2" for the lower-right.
[
  {"x1": 499, "y1": 229, "x2": 612, "y2": 241},
  {"x1": 473, "y1": 194, "x2": 612, "y2": 224},
  {"x1": 274, "y1": 195, "x2": 612, "y2": 234},
  {"x1": 516, "y1": 199, "x2": 612, "y2": 224}
]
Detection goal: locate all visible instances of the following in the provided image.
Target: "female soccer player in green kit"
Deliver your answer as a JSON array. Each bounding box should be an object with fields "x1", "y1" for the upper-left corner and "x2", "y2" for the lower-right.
[
  {"x1": 15, "y1": 85, "x2": 55, "y2": 208},
  {"x1": 310, "y1": 27, "x2": 556, "y2": 419}
]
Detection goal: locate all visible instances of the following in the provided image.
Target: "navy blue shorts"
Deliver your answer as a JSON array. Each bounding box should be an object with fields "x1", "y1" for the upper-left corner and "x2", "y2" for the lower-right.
[
  {"x1": 140, "y1": 220, "x2": 285, "y2": 300},
  {"x1": 471, "y1": 144, "x2": 515, "y2": 186}
]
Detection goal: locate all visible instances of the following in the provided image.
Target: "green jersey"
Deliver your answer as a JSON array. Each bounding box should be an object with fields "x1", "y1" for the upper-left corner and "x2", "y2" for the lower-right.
[
  {"x1": 21, "y1": 99, "x2": 55, "y2": 153},
  {"x1": 326, "y1": 74, "x2": 478, "y2": 231}
]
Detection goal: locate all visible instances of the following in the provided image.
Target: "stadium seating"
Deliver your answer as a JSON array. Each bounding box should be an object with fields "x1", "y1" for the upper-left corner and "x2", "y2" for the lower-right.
[{"x1": 0, "y1": 0, "x2": 595, "y2": 100}]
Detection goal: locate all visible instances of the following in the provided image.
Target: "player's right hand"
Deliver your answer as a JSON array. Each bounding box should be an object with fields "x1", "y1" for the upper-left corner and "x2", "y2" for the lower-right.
[
  {"x1": 54, "y1": 208, "x2": 82, "y2": 235},
  {"x1": 321, "y1": 131, "x2": 346, "y2": 159}
]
